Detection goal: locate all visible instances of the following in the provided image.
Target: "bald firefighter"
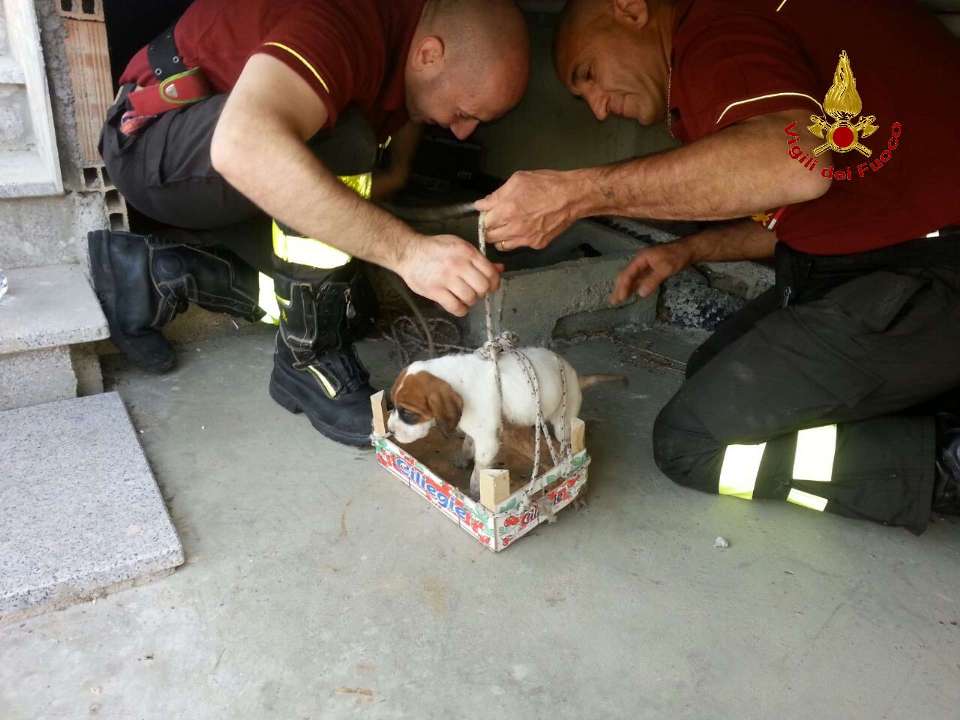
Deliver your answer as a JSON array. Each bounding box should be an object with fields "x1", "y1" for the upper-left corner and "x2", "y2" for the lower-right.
[{"x1": 89, "y1": 0, "x2": 530, "y2": 447}]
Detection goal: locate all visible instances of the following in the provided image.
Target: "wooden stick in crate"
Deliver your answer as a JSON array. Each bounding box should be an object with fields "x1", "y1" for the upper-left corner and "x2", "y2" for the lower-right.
[{"x1": 371, "y1": 390, "x2": 388, "y2": 436}]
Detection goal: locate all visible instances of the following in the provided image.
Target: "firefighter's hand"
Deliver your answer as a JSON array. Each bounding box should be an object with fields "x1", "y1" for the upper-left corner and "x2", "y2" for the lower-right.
[
  {"x1": 399, "y1": 235, "x2": 504, "y2": 317},
  {"x1": 610, "y1": 242, "x2": 694, "y2": 304},
  {"x1": 475, "y1": 170, "x2": 579, "y2": 251}
]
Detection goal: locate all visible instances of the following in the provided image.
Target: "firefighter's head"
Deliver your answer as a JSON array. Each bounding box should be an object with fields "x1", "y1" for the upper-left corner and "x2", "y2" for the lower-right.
[
  {"x1": 554, "y1": 0, "x2": 675, "y2": 125},
  {"x1": 405, "y1": 0, "x2": 530, "y2": 141}
]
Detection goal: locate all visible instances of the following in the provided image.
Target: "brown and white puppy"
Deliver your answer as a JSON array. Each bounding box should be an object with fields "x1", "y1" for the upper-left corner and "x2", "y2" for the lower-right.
[{"x1": 388, "y1": 349, "x2": 616, "y2": 497}]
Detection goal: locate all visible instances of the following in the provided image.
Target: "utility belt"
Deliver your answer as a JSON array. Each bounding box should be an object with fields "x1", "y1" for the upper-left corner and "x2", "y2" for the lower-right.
[
  {"x1": 127, "y1": 25, "x2": 212, "y2": 118},
  {"x1": 776, "y1": 227, "x2": 960, "y2": 307}
]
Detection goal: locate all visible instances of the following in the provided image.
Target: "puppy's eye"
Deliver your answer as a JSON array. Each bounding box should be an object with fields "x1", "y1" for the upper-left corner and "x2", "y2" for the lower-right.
[{"x1": 398, "y1": 408, "x2": 421, "y2": 425}]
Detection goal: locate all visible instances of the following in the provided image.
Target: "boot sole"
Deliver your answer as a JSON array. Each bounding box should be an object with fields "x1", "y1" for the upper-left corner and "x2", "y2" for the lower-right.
[
  {"x1": 268, "y1": 375, "x2": 372, "y2": 448},
  {"x1": 88, "y1": 231, "x2": 176, "y2": 374}
]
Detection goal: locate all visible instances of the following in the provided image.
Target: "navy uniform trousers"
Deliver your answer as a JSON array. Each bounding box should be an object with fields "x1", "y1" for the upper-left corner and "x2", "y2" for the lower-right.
[{"x1": 653, "y1": 233, "x2": 960, "y2": 533}]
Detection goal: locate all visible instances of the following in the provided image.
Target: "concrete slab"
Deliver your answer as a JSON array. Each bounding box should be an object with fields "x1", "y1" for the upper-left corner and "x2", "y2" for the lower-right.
[
  {"x1": 0, "y1": 392, "x2": 184, "y2": 623},
  {"x1": 0, "y1": 330, "x2": 958, "y2": 720},
  {"x1": 0, "y1": 345, "x2": 75, "y2": 411},
  {"x1": 0, "y1": 264, "x2": 108, "y2": 353}
]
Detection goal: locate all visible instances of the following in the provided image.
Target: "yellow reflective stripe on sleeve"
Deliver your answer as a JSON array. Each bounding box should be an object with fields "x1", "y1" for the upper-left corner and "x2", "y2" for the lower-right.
[
  {"x1": 257, "y1": 272, "x2": 281, "y2": 325},
  {"x1": 272, "y1": 221, "x2": 351, "y2": 269},
  {"x1": 715, "y1": 92, "x2": 824, "y2": 126},
  {"x1": 793, "y1": 425, "x2": 837, "y2": 482},
  {"x1": 787, "y1": 488, "x2": 828, "y2": 512},
  {"x1": 339, "y1": 172, "x2": 373, "y2": 200},
  {"x1": 718, "y1": 442, "x2": 767, "y2": 500},
  {"x1": 262, "y1": 42, "x2": 331, "y2": 95}
]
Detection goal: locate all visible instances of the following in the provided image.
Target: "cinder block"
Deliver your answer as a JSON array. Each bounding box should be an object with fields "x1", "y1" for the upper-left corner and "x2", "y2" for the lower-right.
[
  {"x1": 62, "y1": 17, "x2": 112, "y2": 165},
  {"x1": 0, "y1": 393, "x2": 185, "y2": 623},
  {"x1": 55, "y1": 0, "x2": 105, "y2": 22},
  {"x1": 0, "y1": 346, "x2": 76, "y2": 411}
]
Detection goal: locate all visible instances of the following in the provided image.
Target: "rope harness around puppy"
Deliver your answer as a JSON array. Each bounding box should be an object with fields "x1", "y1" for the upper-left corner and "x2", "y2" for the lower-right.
[{"x1": 477, "y1": 213, "x2": 572, "y2": 485}]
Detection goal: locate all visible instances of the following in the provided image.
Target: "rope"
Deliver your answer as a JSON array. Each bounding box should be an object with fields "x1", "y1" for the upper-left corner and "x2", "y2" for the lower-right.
[
  {"x1": 477, "y1": 213, "x2": 571, "y2": 486},
  {"x1": 383, "y1": 213, "x2": 576, "y2": 499}
]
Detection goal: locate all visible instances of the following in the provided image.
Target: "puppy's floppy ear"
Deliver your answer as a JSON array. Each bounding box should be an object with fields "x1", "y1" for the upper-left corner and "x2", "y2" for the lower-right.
[
  {"x1": 389, "y1": 369, "x2": 408, "y2": 407},
  {"x1": 427, "y1": 382, "x2": 463, "y2": 433}
]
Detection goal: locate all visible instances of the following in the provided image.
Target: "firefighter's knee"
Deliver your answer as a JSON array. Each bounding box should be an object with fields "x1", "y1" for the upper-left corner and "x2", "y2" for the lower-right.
[
  {"x1": 652, "y1": 400, "x2": 694, "y2": 485},
  {"x1": 653, "y1": 395, "x2": 719, "y2": 492}
]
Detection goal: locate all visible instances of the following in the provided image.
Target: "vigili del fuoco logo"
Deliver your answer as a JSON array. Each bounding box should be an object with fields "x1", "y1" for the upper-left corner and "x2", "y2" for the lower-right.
[{"x1": 783, "y1": 50, "x2": 903, "y2": 182}]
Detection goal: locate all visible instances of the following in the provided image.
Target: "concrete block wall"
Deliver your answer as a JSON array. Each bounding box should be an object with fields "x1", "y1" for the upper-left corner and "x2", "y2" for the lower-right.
[
  {"x1": 462, "y1": 221, "x2": 659, "y2": 347},
  {"x1": 473, "y1": 10, "x2": 678, "y2": 179}
]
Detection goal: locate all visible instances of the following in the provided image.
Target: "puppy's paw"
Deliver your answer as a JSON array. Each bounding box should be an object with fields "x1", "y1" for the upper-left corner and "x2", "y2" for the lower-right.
[
  {"x1": 469, "y1": 467, "x2": 481, "y2": 500},
  {"x1": 574, "y1": 483, "x2": 591, "y2": 511}
]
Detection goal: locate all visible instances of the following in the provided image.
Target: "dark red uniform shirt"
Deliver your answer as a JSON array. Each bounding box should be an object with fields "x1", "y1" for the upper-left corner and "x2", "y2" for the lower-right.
[
  {"x1": 120, "y1": 0, "x2": 426, "y2": 140},
  {"x1": 669, "y1": 0, "x2": 960, "y2": 255}
]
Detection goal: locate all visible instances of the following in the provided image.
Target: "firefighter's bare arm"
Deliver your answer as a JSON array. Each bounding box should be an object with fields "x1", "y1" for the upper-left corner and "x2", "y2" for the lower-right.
[
  {"x1": 211, "y1": 54, "x2": 500, "y2": 317},
  {"x1": 477, "y1": 109, "x2": 831, "y2": 251},
  {"x1": 610, "y1": 220, "x2": 776, "y2": 303},
  {"x1": 372, "y1": 122, "x2": 422, "y2": 201}
]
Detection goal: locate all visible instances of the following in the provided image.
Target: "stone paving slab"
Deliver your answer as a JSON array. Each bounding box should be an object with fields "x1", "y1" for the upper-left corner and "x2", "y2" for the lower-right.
[
  {"x1": 0, "y1": 392, "x2": 184, "y2": 622},
  {"x1": 0, "y1": 346, "x2": 76, "y2": 412},
  {"x1": 0, "y1": 264, "x2": 108, "y2": 354}
]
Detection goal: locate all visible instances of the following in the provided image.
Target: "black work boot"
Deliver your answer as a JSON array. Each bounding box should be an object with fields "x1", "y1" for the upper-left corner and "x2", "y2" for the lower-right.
[
  {"x1": 934, "y1": 414, "x2": 960, "y2": 515},
  {"x1": 88, "y1": 230, "x2": 264, "y2": 373},
  {"x1": 268, "y1": 264, "x2": 377, "y2": 447}
]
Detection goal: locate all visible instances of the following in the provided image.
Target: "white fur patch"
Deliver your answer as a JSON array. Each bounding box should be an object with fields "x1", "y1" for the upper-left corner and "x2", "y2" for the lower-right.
[{"x1": 388, "y1": 410, "x2": 434, "y2": 444}]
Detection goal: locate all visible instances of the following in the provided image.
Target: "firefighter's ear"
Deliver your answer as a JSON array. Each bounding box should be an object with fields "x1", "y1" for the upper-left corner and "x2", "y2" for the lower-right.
[
  {"x1": 611, "y1": 0, "x2": 649, "y2": 29},
  {"x1": 412, "y1": 36, "x2": 446, "y2": 73}
]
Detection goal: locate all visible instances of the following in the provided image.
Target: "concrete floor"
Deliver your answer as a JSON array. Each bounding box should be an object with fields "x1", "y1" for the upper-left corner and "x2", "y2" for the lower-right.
[{"x1": 2, "y1": 326, "x2": 959, "y2": 720}]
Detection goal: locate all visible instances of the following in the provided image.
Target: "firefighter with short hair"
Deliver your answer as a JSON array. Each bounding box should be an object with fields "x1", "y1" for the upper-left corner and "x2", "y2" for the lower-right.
[
  {"x1": 480, "y1": 0, "x2": 960, "y2": 532},
  {"x1": 90, "y1": 0, "x2": 530, "y2": 447}
]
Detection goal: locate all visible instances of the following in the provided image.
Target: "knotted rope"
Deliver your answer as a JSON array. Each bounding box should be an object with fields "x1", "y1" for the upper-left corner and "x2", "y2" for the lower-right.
[{"x1": 477, "y1": 214, "x2": 572, "y2": 484}]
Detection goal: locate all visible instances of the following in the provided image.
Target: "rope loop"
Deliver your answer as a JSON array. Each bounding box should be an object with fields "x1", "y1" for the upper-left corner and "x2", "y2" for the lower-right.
[
  {"x1": 473, "y1": 212, "x2": 575, "y2": 485},
  {"x1": 476, "y1": 331, "x2": 519, "y2": 361}
]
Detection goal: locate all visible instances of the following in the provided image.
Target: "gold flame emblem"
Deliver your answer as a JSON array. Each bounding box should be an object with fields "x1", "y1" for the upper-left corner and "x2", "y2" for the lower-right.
[{"x1": 808, "y1": 51, "x2": 879, "y2": 157}]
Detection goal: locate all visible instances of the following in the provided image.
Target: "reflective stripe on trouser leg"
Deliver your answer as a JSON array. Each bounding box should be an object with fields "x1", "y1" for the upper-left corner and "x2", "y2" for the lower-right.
[
  {"x1": 258, "y1": 273, "x2": 281, "y2": 325},
  {"x1": 272, "y1": 221, "x2": 352, "y2": 269},
  {"x1": 271, "y1": 173, "x2": 372, "y2": 269},
  {"x1": 718, "y1": 424, "x2": 837, "y2": 508},
  {"x1": 787, "y1": 424, "x2": 837, "y2": 512},
  {"x1": 718, "y1": 442, "x2": 766, "y2": 500}
]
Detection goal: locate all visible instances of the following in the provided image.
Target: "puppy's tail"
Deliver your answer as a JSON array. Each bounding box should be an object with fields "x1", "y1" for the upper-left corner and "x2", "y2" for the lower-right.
[{"x1": 579, "y1": 374, "x2": 629, "y2": 391}]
